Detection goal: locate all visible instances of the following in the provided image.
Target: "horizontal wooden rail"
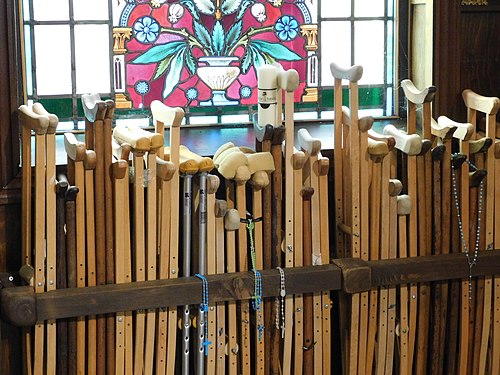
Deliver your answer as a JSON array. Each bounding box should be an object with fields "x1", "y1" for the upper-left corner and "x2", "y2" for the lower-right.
[{"x1": 1, "y1": 250, "x2": 500, "y2": 327}]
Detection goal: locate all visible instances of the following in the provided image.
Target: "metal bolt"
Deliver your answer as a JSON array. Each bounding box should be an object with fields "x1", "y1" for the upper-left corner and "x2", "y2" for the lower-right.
[
  {"x1": 118, "y1": 317, "x2": 123, "y2": 322},
  {"x1": 171, "y1": 269, "x2": 177, "y2": 275},
  {"x1": 210, "y1": 306, "x2": 215, "y2": 311},
  {"x1": 412, "y1": 294, "x2": 416, "y2": 299},
  {"x1": 287, "y1": 245, "x2": 293, "y2": 252},
  {"x1": 8, "y1": 276, "x2": 14, "y2": 282},
  {"x1": 324, "y1": 304, "x2": 329, "y2": 309},
  {"x1": 49, "y1": 280, "x2": 54, "y2": 285},
  {"x1": 296, "y1": 307, "x2": 302, "y2": 312},
  {"x1": 37, "y1": 282, "x2": 43, "y2": 287}
]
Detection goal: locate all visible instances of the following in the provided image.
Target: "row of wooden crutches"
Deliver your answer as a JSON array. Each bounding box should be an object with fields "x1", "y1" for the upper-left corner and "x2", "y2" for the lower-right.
[{"x1": 19, "y1": 103, "x2": 57, "y2": 375}]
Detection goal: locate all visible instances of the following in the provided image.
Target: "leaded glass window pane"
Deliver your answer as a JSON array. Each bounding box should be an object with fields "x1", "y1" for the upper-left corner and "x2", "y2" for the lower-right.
[
  {"x1": 320, "y1": 21, "x2": 351, "y2": 86},
  {"x1": 73, "y1": 0, "x2": 109, "y2": 21},
  {"x1": 354, "y1": 20, "x2": 385, "y2": 85},
  {"x1": 32, "y1": 0, "x2": 69, "y2": 21},
  {"x1": 355, "y1": 0, "x2": 385, "y2": 17}
]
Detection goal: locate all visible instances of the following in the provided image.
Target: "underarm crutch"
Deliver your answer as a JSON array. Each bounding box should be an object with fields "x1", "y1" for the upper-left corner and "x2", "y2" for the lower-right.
[
  {"x1": 18, "y1": 105, "x2": 49, "y2": 375},
  {"x1": 151, "y1": 101, "x2": 184, "y2": 375},
  {"x1": 329, "y1": 62, "x2": 364, "y2": 375},
  {"x1": 81, "y1": 93, "x2": 108, "y2": 375}
]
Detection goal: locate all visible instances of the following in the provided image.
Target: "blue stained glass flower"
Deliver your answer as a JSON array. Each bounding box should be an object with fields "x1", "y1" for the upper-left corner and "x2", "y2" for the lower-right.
[
  {"x1": 240, "y1": 86, "x2": 252, "y2": 98},
  {"x1": 134, "y1": 16, "x2": 160, "y2": 44},
  {"x1": 186, "y1": 87, "x2": 198, "y2": 100},
  {"x1": 275, "y1": 15, "x2": 299, "y2": 41},
  {"x1": 135, "y1": 80, "x2": 150, "y2": 95}
]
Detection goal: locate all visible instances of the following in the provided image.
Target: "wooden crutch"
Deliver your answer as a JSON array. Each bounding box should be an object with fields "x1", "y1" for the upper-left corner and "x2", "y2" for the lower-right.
[
  {"x1": 31, "y1": 103, "x2": 58, "y2": 375},
  {"x1": 276, "y1": 66, "x2": 299, "y2": 375},
  {"x1": 112, "y1": 125, "x2": 151, "y2": 374},
  {"x1": 81, "y1": 93, "x2": 108, "y2": 375},
  {"x1": 330, "y1": 62, "x2": 364, "y2": 375},
  {"x1": 112, "y1": 158, "x2": 129, "y2": 375},
  {"x1": 132, "y1": 125, "x2": 164, "y2": 375},
  {"x1": 292, "y1": 150, "x2": 307, "y2": 375},
  {"x1": 55, "y1": 176, "x2": 69, "y2": 375},
  {"x1": 462, "y1": 89, "x2": 500, "y2": 375},
  {"x1": 151, "y1": 100, "x2": 184, "y2": 375},
  {"x1": 18, "y1": 105, "x2": 49, "y2": 375},
  {"x1": 297, "y1": 129, "x2": 323, "y2": 375},
  {"x1": 64, "y1": 132, "x2": 89, "y2": 374}
]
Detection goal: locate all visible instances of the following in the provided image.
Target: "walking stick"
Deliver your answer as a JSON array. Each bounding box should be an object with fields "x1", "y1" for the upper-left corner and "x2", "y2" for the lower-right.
[
  {"x1": 330, "y1": 62, "x2": 364, "y2": 375},
  {"x1": 82, "y1": 93, "x2": 108, "y2": 375},
  {"x1": 151, "y1": 101, "x2": 184, "y2": 375},
  {"x1": 298, "y1": 129, "x2": 323, "y2": 375},
  {"x1": 64, "y1": 132, "x2": 88, "y2": 374},
  {"x1": 18, "y1": 105, "x2": 49, "y2": 375},
  {"x1": 292, "y1": 150, "x2": 307, "y2": 374},
  {"x1": 55, "y1": 177, "x2": 68, "y2": 375}
]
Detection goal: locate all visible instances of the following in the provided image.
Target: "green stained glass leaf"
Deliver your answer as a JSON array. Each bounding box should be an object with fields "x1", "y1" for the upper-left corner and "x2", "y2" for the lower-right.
[
  {"x1": 241, "y1": 47, "x2": 253, "y2": 74},
  {"x1": 212, "y1": 21, "x2": 225, "y2": 56},
  {"x1": 180, "y1": 0, "x2": 200, "y2": 21},
  {"x1": 184, "y1": 48, "x2": 197, "y2": 75},
  {"x1": 249, "y1": 40, "x2": 302, "y2": 61},
  {"x1": 194, "y1": 21, "x2": 212, "y2": 52},
  {"x1": 249, "y1": 45, "x2": 266, "y2": 68},
  {"x1": 221, "y1": 0, "x2": 242, "y2": 15},
  {"x1": 163, "y1": 48, "x2": 186, "y2": 99},
  {"x1": 226, "y1": 20, "x2": 243, "y2": 52},
  {"x1": 236, "y1": 0, "x2": 254, "y2": 20},
  {"x1": 153, "y1": 55, "x2": 173, "y2": 80},
  {"x1": 132, "y1": 41, "x2": 186, "y2": 64}
]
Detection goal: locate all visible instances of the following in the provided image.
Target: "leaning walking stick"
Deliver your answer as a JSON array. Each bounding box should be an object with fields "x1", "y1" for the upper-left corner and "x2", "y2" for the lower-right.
[{"x1": 18, "y1": 105, "x2": 49, "y2": 375}]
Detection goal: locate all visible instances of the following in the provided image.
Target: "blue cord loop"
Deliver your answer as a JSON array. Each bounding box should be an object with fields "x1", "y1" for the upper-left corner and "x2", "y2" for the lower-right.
[{"x1": 194, "y1": 273, "x2": 212, "y2": 355}]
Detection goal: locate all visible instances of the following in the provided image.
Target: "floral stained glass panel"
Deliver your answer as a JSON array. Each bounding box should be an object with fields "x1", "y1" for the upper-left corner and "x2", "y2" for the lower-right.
[{"x1": 113, "y1": 1, "x2": 314, "y2": 110}]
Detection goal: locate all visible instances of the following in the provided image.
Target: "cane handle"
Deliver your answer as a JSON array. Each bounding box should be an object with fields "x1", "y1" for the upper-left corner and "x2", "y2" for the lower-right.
[
  {"x1": 112, "y1": 159, "x2": 129, "y2": 180},
  {"x1": 383, "y1": 124, "x2": 422, "y2": 155},
  {"x1": 84, "y1": 150, "x2": 97, "y2": 170},
  {"x1": 150, "y1": 100, "x2": 184, "y2": 128},
  {"x1": 156, "y1": 156, "x2": 176, "y2": 181},
  {"x1": 32, "y1": 103, "x2": 58, "y2": 134},
  {"x1": 431, "y1": 117, "x2": 457, "y2": 141},
  {"x1": 297, "y1": 128, "x2": 321, "y2": 156},
  {"x1": 113, "y1": 125, "x2": 150, "y2": 152},
  {"x1": 64, "y1": 132, "x2": 86, "y2": 162},
  {"x1": 18, "y1": 105, "x2": 49, "y2": 135},
  {"x1": 127, "y1": 124, "x2": 164, "y2": 150},
  {"x1": 341, "y1": 106, "x2": 373, "y2": 132},
  {"x1": 389, "y1": 179, "x2": 403, "y2": 197},
  {"x1": 368, "y1": 129, "x2": 396, "y2": 150},
  {"x1": 397, "y1": 194, "x2": 412, "y2": 215},
  {"x1": 273, "y1": 63, "x2": 300, "y2": 92},
  {"x1": 462, "y1": 89, "x2": 500, "y2": 115},
  {"x1": 440, "y1": 117, "x2": 474, "y2": 142}
]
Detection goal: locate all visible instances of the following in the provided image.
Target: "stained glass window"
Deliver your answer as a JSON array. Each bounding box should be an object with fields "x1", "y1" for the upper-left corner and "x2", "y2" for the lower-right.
[{"x1": 22, "y1": 0, "x2": 397, "y2": 128}]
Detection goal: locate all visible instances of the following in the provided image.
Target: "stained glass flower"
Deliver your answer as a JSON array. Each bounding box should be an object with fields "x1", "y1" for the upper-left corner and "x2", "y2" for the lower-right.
[
  {"x1": 135, "y1": 80, "x2": 150, "y2": 95},
  {"x1": 251, "y1": 3, "x2": 267, "y2": 22},
  {"x1": 240, "y1": 86, "x2": 252, "y2": 98},
  {"x1": 275, "y1": 15, "x2": 299, "y2": 41},
  {"x1": 169, "y1": 3, "x2": 184, "y2": 24},
  {"x1": 134, "y1": 16, "x2": 160, "y2": 44},
  {"x1": 186, "y1": 87, "x2": 198, "y2": 100}
]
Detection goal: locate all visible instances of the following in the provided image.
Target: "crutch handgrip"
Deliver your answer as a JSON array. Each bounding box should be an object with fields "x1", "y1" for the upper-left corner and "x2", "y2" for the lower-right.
[
  {"x1": 397, "y1": 194, "x2": 412, "y2": 215},
  {"x1": 156, "y1": 157, "x2": 176, "y2": 181},
  {"x1": 368, "y1": 129, "x2": 396, "y2": 151},
  {"x1": 180, "y1": 145, "x2": 214, "y2": 172},
  {"x1": 297, "y1": 128, "x2": 321, "y2": 156},
  {"x1": 84, "y1": 150, "x2": 97, "y2": 171},
  {"x1": 440, "y1": 116, "x2": 474, "y2": 141},
  {"x1": 462, "y1": 89, "x2": 500, "y2": 115},
  {"x1": 81, "y1": 93, "x2": 106, "y2": 122},
  {"x1": 127, "y1": 124, "x2": 164, "y2": 151},
  {"x1": 252, "y1": 114, "x2": 274, "y2": 143},
  {"x1": 329, "y1": 62, "x2": 363, "y2": 83},
  {"x1": 274, "y1": 63, "x2": 300, "y2": 92},
  {"x1": 431, "y1": 117, "x2": 456, "y2": 141},
  {"x1": 113, "y1": 125, "x2": 151, "y2": 152},
  {"x1": 389, "y1": 179, "x2": 403, "y2": 197},
  {"x1": 64, "y1": 133, "x2": 86, "y2": 162},
  {"x1": 32, "y1": 102, "x2": 58, "y2": 134},
  {"x1": 224, "y1": 208, "x2": 240, "y2": 231},
  {"x1": 469, "y1": 137, "x2": 493, "y2": 154},
  {"x1": 367, "y1": 138, "x2": 390, "y2": 162},
  {"x1": 18, "y1": 105, "x2": 49, "y2": 135},
  {"x1": 150, "y1": 100, "x2": 184, "y2": 128},
  {"x1": 401, "y1": 79, "x2": 436, "y2": 105},
  {"x1": 383, "y1": 124, "x2": 422, "y2": 155},
  {"x1": 341, "y1": 106, "x2": 373, "y2": 132}
]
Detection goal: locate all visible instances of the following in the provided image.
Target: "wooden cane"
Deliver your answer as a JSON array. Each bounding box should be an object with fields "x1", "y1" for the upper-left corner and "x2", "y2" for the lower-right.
[
  {"x1": 153, "y1": 155, "x2": 176, "y2": 375},
  {"x1": 330, "y1": 61, "x2": 364, "y2": 375},
  {"x1": 298, "y1": 129, "x2": 323, "y2": 375},
  {"x1": 151, "y1": 101, "x2": 184, "y2": 375},
  {"x1": 113, "y1": 125, "x2": 151, "y2": 374},
  {"x1": 463, "y1": 89, "x2": 500, "y2": 374},
  {"x1": 82, "y1": 94, "x2": 108, "y2": 375},
  {"x1": 18, "y1": 105, "x2": 49, "y2": 375},
  {"x1": 64, "y1": 132, "x2": 88, "y2": 374},
  {"x1": 301, "y1": 186, "x2": 314, "y2": 375}
]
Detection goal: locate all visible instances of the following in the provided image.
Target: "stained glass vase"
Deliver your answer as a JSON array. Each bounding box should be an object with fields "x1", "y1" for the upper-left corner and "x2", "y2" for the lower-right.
[{"x1": 197, "y1": 56, "x2": 240, "y2": 106}]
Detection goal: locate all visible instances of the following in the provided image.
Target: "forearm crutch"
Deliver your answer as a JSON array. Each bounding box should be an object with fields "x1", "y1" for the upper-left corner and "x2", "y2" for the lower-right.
[
  {"x1": 151, "y1": 101, "x2": 184, "y2": 375},
  {"x1": 298, "y1": 129, "x2": 323, "y2": 375},
  {"x1": 329, "y1": 62, "x2": 364, "y2": 375},
  {"x1": 18, "y1": 105, "x2": 49, "y2": 375},
  {"x1": 82, "y1": 93, "x2": 108, "y2": 375}
]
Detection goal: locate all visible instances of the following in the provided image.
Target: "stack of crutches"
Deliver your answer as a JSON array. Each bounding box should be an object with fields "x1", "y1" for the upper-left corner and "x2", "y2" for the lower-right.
[{"x1": 19, "y1": 103, "x2": 57, "y2": 375}]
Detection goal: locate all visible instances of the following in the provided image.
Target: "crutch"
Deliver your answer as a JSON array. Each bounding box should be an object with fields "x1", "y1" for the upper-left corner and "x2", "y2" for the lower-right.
[
  {"x1": 18, "y1": 105, "x2": 49, "y2": 375},
  {"x1": 81, "y1": 93, "x2": 108, "y2": 375},
  {"x1": 64, "y1": 132, "x2": 88, "y2": 374},
  {"x1": 151, "y1": 100, "x2": 184, "y2": 375},
  {"x1": 112, "y1": 125, "x2": 151, "y2": 374},
  {"x1": 383, "y1": 124, "x2": 422, "y2": 375},
  {"x1": 298, "y1": 129, "x2": 323, "y2": 375},
  {"x1": 32, "y1": 103, "x2": 58, "y2": 375},
  {"x1": 292, "y1": 150, "x2": 307, "y2": 374},
  {"x1": 462, "y1": 89, "x2": 500, "y2": 374},
  {"x1": 330, "y1": 61, "x2": 364, "y2": 375}
]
